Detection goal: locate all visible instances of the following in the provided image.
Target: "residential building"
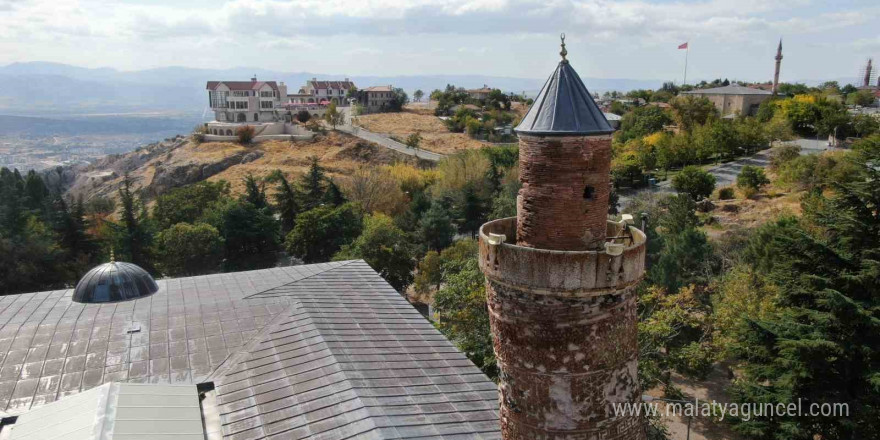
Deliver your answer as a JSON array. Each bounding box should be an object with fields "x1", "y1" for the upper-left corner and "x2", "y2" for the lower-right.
[
  {"x1": 682, "y1": 84, "x2": 773, "y2": 116},
  {"x1": 362, "y1": 85, "x2": 395, "y2": 112},
  {"x1": 299, "y1": 78, "x2": 356, "y2": 105},
  {"x1": 0, "y1": 259, "x2": 500, "y2": 439},
  {"x1": 206, "y1": 78, "x2": 287, "y2": 123},
  {"x1": 467, "y1": 85, "x2": 493, "y2": 101}
]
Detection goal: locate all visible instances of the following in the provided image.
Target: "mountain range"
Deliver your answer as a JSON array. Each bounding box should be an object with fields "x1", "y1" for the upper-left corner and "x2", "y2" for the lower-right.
[{"x1": 0, "y1": 61, "x2": 668, "y2": 117}]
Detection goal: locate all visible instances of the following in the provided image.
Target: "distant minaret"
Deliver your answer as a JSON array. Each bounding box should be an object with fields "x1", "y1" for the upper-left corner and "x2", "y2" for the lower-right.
[
  {"x1": 772, "y1": 39, "x2": 783, "y2": 96},
  {"x1": 864, "y1": 58, "x2": 873, "y2": 88}
]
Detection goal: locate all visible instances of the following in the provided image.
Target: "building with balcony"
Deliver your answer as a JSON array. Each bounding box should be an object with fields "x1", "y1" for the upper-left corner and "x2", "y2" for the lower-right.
[{"x1": 206, "y1": 78, "x2": 287, "y2": 123}]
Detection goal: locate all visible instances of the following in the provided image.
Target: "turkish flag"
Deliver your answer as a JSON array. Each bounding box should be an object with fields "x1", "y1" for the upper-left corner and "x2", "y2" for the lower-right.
[{"x1": 678, "y1": 42, "x2": 688, "y2": 49}]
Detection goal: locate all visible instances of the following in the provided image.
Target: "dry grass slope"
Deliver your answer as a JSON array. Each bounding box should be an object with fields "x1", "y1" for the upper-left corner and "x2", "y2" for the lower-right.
[{"x1": 356, "y1": 111, "x2": 487, "y2": 155}]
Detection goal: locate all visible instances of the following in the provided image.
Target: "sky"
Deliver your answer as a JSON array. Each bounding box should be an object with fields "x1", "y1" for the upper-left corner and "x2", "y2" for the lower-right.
[{"x1": 0, "y1": 0, "x2": 877, "y2": 83}]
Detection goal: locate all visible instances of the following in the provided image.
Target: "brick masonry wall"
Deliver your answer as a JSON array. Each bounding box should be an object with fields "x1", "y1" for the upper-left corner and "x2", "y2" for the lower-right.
[
  {"x1": 487, "y1": 280, "x2": 645, "y2": 440},
  {"x1": 517, "y1": 134, "x2": 612, "y2": 251}
]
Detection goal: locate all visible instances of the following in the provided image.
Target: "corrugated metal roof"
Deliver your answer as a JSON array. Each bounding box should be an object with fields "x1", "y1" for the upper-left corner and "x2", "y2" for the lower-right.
[
  {"x1": 515, "y1": 61, "x2": 613, "y2": 136},
  {"x1": 0, "y1": 261, "x2": 500, "y2": 439},
  {"x1": 682, "y1": 84, "x2": 773, "y2": 96},
  {"x1": 7, "y1": 382, "x2": 204, "y2": 440}
]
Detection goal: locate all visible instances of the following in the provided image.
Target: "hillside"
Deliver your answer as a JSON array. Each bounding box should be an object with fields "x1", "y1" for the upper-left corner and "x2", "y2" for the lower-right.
[
  {"x1": 62, "y1": 131, "x2": 420, "y2": 202},
  {"x1": 355, "y1": 102, "x2": 528, "y2": 155}
]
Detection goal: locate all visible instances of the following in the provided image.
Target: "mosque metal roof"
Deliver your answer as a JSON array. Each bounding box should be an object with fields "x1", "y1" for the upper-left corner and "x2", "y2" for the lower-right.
[
  {"x1": 0, "y1": 260, "x2": 500, "y2": 439},
  {"x1": 682, "y1": 84, "x2": 773, "y2": 96},
  {"x1": 515, "y1": 42, "x2": 613, "y2": 136}
]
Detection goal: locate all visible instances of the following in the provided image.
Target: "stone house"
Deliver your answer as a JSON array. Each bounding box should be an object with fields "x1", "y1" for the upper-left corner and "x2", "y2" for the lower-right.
[
  {"x1": 206, "y1": 78, "x2": 287, "y2": 123},
  {"x1": 682, "y1": 84, "x2": 773, "y2": 116}
]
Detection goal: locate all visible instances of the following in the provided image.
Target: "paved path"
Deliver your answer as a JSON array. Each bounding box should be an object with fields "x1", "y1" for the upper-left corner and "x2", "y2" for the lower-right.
[
  {"x1": 619, "y1": 139, "x2": 839, "y2": 207},
  {"x1": 336, "y1": 107, "x2": 444, "y2": 162}
]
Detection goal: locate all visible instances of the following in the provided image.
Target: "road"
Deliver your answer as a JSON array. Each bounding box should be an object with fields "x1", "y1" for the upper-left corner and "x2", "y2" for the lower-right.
[
  {"x1": 619, "y1": 139, "x2": 838, "y2": 206},
  {"x1": 336, "y1": 107, "x2": 445, "y2": 162}
]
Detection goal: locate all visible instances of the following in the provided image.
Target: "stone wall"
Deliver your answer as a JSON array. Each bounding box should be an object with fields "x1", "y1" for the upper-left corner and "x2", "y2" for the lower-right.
[{"x1": 517, "y1": 134, "x2": 612, "y2": 251}]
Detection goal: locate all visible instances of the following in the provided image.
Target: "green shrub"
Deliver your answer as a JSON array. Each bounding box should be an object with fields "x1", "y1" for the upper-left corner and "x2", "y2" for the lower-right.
[
  {"x1": 672, "y1": 166, "x2": 716, "y2": 201},
  {"x1": 717, "y1": 186, "x2": 735, "y2": 200},
  {"x1": 768, "y1": 144, "x2": 801, "y2": 171},
  {"x1": 736, "y1": 165, "x2": 770, "y2": 193}
]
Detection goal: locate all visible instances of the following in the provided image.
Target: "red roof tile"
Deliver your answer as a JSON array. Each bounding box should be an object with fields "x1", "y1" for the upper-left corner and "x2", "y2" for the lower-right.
[{"x1": 206, "y1": 81, "x2": 279, "y2": 92}]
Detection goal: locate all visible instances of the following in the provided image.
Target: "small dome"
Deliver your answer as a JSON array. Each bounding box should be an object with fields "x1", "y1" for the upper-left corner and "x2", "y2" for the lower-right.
[{"x1": 73, "y1": 261, "x2": 158, "y2": 303}]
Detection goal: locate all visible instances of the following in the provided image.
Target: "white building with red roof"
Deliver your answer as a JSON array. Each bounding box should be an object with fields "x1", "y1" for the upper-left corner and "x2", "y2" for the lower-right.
[{"x1": 206, "y1": 77, "x2": 288, "y2": 123}]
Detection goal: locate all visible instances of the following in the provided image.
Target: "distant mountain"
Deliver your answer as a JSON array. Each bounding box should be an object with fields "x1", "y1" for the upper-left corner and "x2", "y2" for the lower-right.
[{"x1": 0, "y1": 62, "x2": 665, "y2": 117}]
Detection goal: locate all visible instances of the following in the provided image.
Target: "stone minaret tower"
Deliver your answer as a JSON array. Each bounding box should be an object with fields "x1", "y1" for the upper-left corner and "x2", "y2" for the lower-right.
[
  {"x1": 479, "y1": 35, "x2": 647, "y2": 440},
  {"x1": 772, "y1": 39, "x2": 783, "y2": 96}
]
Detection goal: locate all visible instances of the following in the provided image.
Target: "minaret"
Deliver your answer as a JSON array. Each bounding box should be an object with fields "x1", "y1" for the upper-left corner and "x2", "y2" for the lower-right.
[
  {"x1": 772, "y1": 38, "x2": 783, "y2": 95},
  {"x1": 479, "y1": 35, "x2": 647, "y2": 440},
  {"x1": 864, "y1": 58, "x2": 873, "y2": 88}
]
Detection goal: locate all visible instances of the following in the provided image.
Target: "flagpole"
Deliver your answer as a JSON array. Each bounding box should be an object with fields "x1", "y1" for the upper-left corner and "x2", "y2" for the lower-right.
[{"x1": 683, "y1": 44, "x2": 689, "y2": 86}]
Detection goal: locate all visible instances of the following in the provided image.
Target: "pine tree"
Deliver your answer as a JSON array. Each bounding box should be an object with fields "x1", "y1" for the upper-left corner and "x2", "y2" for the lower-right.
[
  {"x1": 115, "y1": 175, "x2": 154, "y2": 272},
  {"x1": 299, "y1": 157, "x2": 327, "y2": 211},
  {"x1": 729, "y1": 136, "x2": 880, "y2": 440},
  {"x1": 418, "y1": 201, "x2": 455, "y2": 251},
  {"x1": 323, "y1": 179, "x2": 346, "y2": 207},
  {"x1": 267, "y1": 170, "x2": 300, "y2": 235},
  {"x1": 242, "y1": 174, "x2": 269, "y2": 211}
]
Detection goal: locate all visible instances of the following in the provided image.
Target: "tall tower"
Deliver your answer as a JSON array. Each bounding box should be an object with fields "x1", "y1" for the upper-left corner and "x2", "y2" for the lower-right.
[
  {"x1": 864, "y1": 58, "x2": 873, "y2": 88},
  {"x1": 772, "y1": 38, "x2": 783, "y2": 96},
  {"x1": 479, "y1": 35, "x2": 647, "y2": 440}
]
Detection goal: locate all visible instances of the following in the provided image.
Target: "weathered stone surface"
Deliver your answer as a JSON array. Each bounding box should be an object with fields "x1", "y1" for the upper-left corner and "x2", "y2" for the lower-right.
[
  {"x1": 517, "y1": 134, "x2": 612, "y2": 251},
  {"x1": 481, "y1": 128, "x2": 646, "y2": 439}
]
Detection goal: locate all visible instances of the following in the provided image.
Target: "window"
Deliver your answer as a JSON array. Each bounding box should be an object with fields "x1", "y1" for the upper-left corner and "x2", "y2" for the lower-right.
[
  {"x1": 209, "y1": 91, "x2": 228, "y2": 108},
  {"x1": 260, "y1": 100, "x2": 274, "y2": 109},
  {"x1": 260, "y1": 91, "x2": 274, "y2": 97}
]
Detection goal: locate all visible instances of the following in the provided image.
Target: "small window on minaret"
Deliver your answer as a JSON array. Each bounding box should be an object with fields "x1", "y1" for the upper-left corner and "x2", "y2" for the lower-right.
[{"x1": 583, "y1": 186, "x2": 595, "y2": 200}]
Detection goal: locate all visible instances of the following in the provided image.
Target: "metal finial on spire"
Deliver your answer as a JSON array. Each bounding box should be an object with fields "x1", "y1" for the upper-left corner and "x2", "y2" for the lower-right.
[
  {"x1": 109, "y1": 248, "x2": 115, "y2": 263},
  {"x1": 560, "y1": 33, "x2": 568, "y2": 63}
]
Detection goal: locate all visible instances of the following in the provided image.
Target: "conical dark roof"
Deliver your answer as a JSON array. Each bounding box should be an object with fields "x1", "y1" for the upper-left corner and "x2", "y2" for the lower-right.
[
  {"x1": 73, "y1": 261, "x2": 158, "y2": 303},
  {"x1": 515, "y1": 61, "x2": 613, "y2": 136}
]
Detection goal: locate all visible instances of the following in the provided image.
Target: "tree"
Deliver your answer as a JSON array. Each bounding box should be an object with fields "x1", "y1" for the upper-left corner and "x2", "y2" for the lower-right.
[
  {"x1": 387, "y1": 88, "x2": 409, "y2": 111},
  {"x1": 404, "y1": 132, "x2": 422, "y2": 150},
  {"x1": 456, "y1": 183, "x2": 488, "y2": 238},
  {"x1": 295, "y1": 110, "x2": 311, "y2": 123},
  {"x1": 324, "y1": 102, "x2": 344, "y2": 128},
  {"x1": 616, "y1": 106, "x2": 672, "y2": 143},
  {"x1": 242, "y1": 174, "x2": 269, "y2": 211},
  {"x1": 433, "y1": 258, "x2": 497, "y2": 379},
  {"x1": 323, "y1": 179, "x2": 346, "y2": 207},
  {"x1": 669, "y1": 96, "x2": 716, "y2": 132},
  {"x1": 846, "y1": 89, "x2": 876, "y2": 107},
  {"x1": 266, "y1": 170, "x2": 300, "y2": 235},
  {"x1": 299, "y1": 157, "x2": 328, "y2": 211},
  {"x1": 333, "y1": 214, "x2": 416, "y2": 292},
  {"x1": 202, "y1": 199, "x2": 280, "y2": 271},
  {"x1": 285, "y1": 203, "x2": 363, "y2": 263},
  {"x1": 671, "y1": 166, "x2": 716, "y2": 201},
  {"x1": 852, "y1": 113, "x2": 880, "y2": 138},
  {"x1": 51, "y1": 195, "x2": 98, "y2": 278},
  {"x1": 153, "y1": 181, "x2": 230, "y2": 230},
  {"x1": 155, "y1": 223, "x2": 224, "y2": 276},
  {"x1": 113, "y1": 175, "x2": 154, "y2": 272},
  {"x1": 649, "y1": 227, "x2": 714, "y2": 293},
  {"x1": 417, "y1": 201, "x2": 455, "y2": 252},
  {"x1": 413, "y1": 89, "x2": 424, "y2": 102},
  {"x1": 736, "y1": 165, "x2": 770, "y2": 194},
  {"x1": 342, "y1": 166, "x2": 407, "y2": 215},
  {"x1": 413, "y1": 250, "x2": 443, "y2": 296},
  {"x1": 236, "y1": 125, "x2": 255, "y2": 144}
]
